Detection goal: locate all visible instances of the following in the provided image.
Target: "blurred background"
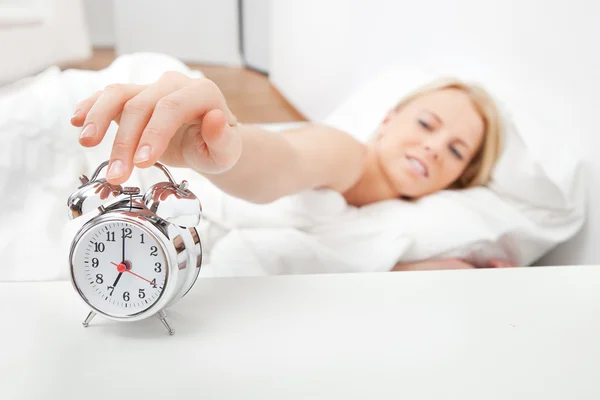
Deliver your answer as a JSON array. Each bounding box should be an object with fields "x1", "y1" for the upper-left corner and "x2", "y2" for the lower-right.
[
  {"x1": 3, "y1": 0, "x2": 597, "y2": 126},
  {"x1": 1, "y1": 0, "x2": 599, "y2": 266},
  {"x1": 0, "y1": 0, "x2": 305, "y2": 124}
]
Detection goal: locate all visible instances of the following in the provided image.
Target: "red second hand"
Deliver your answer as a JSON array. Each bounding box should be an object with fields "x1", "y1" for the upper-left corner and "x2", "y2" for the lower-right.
[
  {"x1": 111, "y1": 261, "x2": 155, "y2": 286},
  {"x1": 126, "y1": 270, "x2": 155, "y2": 285},
  {"x1": 111, "y1": 261, "x2": 127, "y2": 272}
]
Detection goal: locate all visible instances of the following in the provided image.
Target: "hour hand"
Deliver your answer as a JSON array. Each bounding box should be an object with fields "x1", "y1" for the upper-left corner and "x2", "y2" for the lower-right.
[
  {"x1": 110, "y1": 261, "x2": 127, "y2": 288},
  {"x1": 112, "y1": 272, "x2": 123, "y2": 288}
]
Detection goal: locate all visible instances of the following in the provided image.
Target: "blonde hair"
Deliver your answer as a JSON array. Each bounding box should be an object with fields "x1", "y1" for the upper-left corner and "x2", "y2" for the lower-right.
[{"x1": 378, "y1": 77, "x2": 504, "y2": 189}]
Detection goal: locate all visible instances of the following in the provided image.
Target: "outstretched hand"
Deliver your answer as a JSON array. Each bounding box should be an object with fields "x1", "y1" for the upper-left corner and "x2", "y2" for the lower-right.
[{"x1": 70, "y1": 72, "x2": 242, "y2": 185}]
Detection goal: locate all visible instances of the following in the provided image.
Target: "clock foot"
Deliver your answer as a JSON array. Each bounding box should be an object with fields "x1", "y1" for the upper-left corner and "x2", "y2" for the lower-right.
[
  {"x1": 158, "y1": 310, "x2": 175, "y2": 335},
  {"x1": 82, "y1": 311, "x2": 96, "y2": 327}
]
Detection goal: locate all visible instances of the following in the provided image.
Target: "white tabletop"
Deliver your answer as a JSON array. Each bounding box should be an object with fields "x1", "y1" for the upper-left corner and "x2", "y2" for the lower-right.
[{"x1": 1, "y1": 265, "x2": 600, "y2": 400}]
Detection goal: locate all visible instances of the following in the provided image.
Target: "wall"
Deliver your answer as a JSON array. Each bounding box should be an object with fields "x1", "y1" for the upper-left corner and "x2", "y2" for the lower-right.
[
  {"x1": 0, "y1": 0, "x2": 91, "y2": 84},
  {"x1": 82, "y1": 0, "x2": 115, "y2": 47},
  {"x1": 80, "y1": 0, "x2": 269, "y2": 68},
  {"x1": 242, "y1": 0, "x2": 270, "y2": 73},
  {"x1": 270, "y1": 0, "x2": 355, "y2": 120},
  {"x1": 270, "y1": 0, "x2": 600, "y2": 265},
  {"x1": 113, "y1": 0, "x2": 242, "y2": 65}
]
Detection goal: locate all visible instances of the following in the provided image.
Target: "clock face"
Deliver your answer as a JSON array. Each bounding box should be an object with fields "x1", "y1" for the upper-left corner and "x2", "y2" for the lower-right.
[{"x1": 71, "y1": 220, "x2": 169, "y2": 317}]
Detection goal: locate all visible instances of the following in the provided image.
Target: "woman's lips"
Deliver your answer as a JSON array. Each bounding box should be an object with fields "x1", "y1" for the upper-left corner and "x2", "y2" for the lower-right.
[{"x1": 406, "y1": 156, "x2": 428, "y2": 178}]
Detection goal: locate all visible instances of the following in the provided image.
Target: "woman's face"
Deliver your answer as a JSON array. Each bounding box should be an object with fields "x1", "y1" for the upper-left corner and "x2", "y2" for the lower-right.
[{"x1": 371, "y1": 88, "x2": 484, "y2": 198}]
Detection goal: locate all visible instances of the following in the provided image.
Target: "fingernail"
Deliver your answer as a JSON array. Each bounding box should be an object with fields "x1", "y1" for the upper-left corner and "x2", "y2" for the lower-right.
[
  {"x1": 134, "y1": 145, "x2": 152, "y2": 163},
  {"x1": 71, "y1": 109, "x2": 81, "y2": 119},
  {"x1": 107, "y1": 160, "x2": 124, "y2": 180},
  {"x1": 79, "y1": 124, "x2": 96, "y2": 139}
]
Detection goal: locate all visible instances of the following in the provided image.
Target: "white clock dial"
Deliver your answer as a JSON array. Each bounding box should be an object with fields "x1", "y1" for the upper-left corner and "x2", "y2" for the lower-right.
[{"x1": 71, "y1": 220, "x2": 169, "y2": 317}]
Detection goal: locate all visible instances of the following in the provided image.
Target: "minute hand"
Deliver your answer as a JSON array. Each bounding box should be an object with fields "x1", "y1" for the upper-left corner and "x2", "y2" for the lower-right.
[{"x1": 122, "y1": 226, "x2": 126, "y2": 263}]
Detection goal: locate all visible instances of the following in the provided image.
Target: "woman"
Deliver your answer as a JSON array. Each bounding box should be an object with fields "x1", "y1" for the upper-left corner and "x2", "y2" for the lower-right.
[{"x1": 71, "y1": 71, "x2": 516, "y2": 271}]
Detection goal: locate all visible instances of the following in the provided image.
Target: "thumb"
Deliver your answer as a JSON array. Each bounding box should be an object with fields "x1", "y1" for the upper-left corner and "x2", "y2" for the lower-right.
[{"x1": 199, "y1": 108, "x2": 242, "y2": 172}]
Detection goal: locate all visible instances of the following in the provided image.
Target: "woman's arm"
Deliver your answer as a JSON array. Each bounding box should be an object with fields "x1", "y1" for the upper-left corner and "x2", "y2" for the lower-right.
[
  {"x1": 72, "y1": 73, "x2": 366, "y2": 204},
  {"x1": 205, "y1": 122, "x2": 367, "y2": 204}
]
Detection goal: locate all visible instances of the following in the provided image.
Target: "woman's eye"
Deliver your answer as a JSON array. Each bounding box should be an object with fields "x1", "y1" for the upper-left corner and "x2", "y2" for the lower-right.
[
  {"x1": 418, "y1": 120, "x2": 432, "y2": 130},
  {"x1": 450, "y1": 146, "x2": 463, "y2": 160}
]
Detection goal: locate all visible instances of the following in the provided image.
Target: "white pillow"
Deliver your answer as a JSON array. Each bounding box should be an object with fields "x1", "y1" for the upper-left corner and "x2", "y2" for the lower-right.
[{"x1": 321, "y1": 63, "x2": 587, "y2": 266}]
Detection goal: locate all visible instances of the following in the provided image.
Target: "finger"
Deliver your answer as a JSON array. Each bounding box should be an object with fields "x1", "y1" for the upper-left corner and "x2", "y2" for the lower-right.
[
  {"x1": 71, "y1": 90, "x2": 102, "y2": 127},
  {"x1": 107, "y1": 72, "x2": 193, "y2": 183},
  {"x1": 194, "y1": 109, "x2": 242, "y2": 169},
  {"x1": 78, "y1": 84, "x2": 145, "y2": 148},
  {"x1": 218, "y1": 96, "x2": 238, "y2": 127},
  {"x1": 189, "y1": 78, "x2": 237, "y2": 126},
  {"x1": 133, "y1": 81, "x2": 237, "y2": 169}
]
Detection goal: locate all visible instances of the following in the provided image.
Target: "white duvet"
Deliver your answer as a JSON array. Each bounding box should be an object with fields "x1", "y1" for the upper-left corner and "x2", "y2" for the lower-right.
[{"x1": 0, "y1": 53, "x2": 586, "y2": 282}]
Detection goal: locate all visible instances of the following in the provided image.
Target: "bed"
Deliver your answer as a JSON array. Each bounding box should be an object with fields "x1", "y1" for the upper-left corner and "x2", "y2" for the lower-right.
[{"x1": 0, "y1": 50, "x2": 588, "y2": 280}]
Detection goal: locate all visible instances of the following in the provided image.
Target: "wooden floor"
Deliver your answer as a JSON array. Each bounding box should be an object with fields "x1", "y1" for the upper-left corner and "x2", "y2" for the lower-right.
[{"x1": 60, "y1": 48, "x2": 307, "y2": 124}]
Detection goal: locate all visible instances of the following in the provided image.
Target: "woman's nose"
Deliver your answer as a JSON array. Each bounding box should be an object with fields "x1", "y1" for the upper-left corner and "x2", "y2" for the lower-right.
[{"x1": 424, "y1": 145, "x2": 439, "y2": 160}]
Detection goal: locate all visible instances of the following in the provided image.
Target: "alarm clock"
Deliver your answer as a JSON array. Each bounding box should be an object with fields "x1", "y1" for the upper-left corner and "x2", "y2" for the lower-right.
[{"x1": 67, "y1": 160, "x2": 203, "y2": 335}]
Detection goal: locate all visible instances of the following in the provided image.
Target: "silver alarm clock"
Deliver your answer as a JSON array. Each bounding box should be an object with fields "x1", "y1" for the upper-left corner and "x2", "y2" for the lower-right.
[{"x1": 67, "y1": 160, "x2": 202, "y2": 335}]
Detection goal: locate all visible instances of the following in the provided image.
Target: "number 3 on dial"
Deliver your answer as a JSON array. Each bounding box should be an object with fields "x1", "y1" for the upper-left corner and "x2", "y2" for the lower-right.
[{"x1": 71, "y1": 221, "x2": 168, "y2": 317}]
